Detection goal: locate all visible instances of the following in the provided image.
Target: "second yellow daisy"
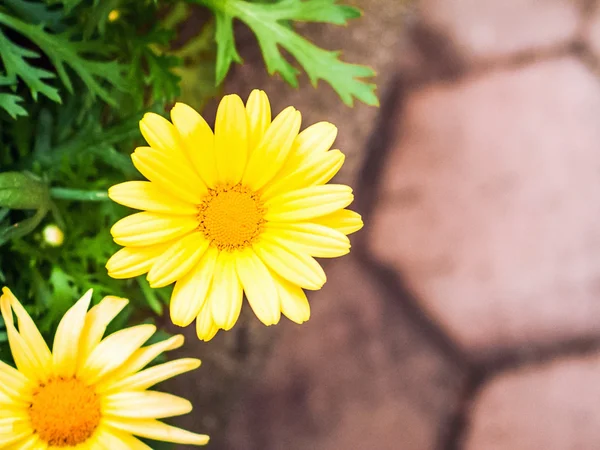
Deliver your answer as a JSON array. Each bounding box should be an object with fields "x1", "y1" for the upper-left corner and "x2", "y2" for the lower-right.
[
  {"x1": 0, "y1": 287, "x2": 209, "y2": 448},
  {"x1": 107, "y1": 90, "x2": 363, "y2": 341}
]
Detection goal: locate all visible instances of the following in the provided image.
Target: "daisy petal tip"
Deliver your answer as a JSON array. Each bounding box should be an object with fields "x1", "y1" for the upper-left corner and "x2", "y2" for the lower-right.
[
  {"x1": 146, "y1": 274, "x2": 166, "y2": 289},
  {"x1": 220, "y1": 317, "x2": 239, "y2": 332},
  {"x1": 288, "y1": 312, "x2": 310, "y2": 324},
  {"x1": 170, "y1": 102, "x2": 198, "y2": 120},
  {"x1": 170, "y1": 314, "x2": 195, "y2": 328},
  {"x1": 224, "y1": 93, "x2": 243, "y2": 102},
  {"x1": 196, "y1": 326, "x2": 219, "y2": 342},
  {"x1": 79, "y1": 289, "x2": 94, "y2": 305},
  {"x1": 172, "y1": 101, "x2": 190, "y2": 110},
  {"x1": 169, "y1": 334, "x2": 186, "y2": 349},
  {"x1": 264, "y1": 314, "x2": 282, "y2": 327}
]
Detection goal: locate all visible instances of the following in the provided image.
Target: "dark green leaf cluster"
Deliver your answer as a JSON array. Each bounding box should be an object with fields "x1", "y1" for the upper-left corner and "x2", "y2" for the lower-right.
[{"x1": 0, "y1": 0, "x2": 189, "y2": 357}]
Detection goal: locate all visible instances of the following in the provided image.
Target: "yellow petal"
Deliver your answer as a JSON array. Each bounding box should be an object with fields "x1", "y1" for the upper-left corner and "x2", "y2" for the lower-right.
[
  {"x1": 170, "y1": 102, "x2": 218, "y2": 188},
  {"x1": 214, "y1": 94, "x2": 248, "y2": 184},
  {"x1": 111, "y1": 212, "x2": 198, "y2": 247},
  {"x1": 0, "y1": 421, "x2": 33, "y2": 448},
  {"x1": 254, "y1": 240, "x2": 326, "y2": 290},
  {"x1": 139, "y1": 112, "x2": 181, "y2": 155},
  {"x1": 311, "y1": 208, "x2": 363, "y2": 235},
  {"x1": 1, "y1": 288, "x2": 51, "y2": 375},
  {"x1": 209, "y1": 252, "x2": 243, "y2": 330},
  {"x1": 246, "y1": 90, "x2": 271, "y2": 152},
  {"x1": 196, "y1": 301, "x2": 220, "y2": 342},
  {"x1": 274, "y1": 121, "x2": 338, "y2": 182},
  {"x1": 0, "y1": 360, "x2": 30, "y2": 400},
  {"x1": 261, "y1": 149, "x2": 345, "y2": 201},
  {"x1": 235, "y1": 248, "x2": 280, "y2": 325},
  {"x1": 242, "y1": 106, "x2": 301, "y2": 191},
  {"x1": 264, "y1": 184, "x2": 353, "y2": 222},
  {"x1": 78, "y1": 324, "x2": 156, "y2": 384},
  {"x1": 101, "y1": 358, "x2": 201, "y2": 394},
  {"x1": 262, "y1": 223, "x2": 350, "y2": 258},
  {"x1": 3, "y1": 433, "x2": 44, "y2": 450},
  {"x1": 109, "y1": 181, "x2": 198, "y2": 215},
  {"x1": 132, "y1": 146, "x2": 207, "y2": 204},
  {"x1": 294, "y1": 121, "x2": 338, "y2": 156},
  {"x1": 103, "y1": 391, "x2": 192, "y2": 419},
  {"x1": 95, "y1": 335, "x2": 184, "y2": 391},
  {"x1": 147, "y1": 232, "x2": 209, "y2": 288},
  {"x1": 78, "y1": 296, "x2": 129, "y2": 367},
  {"x1": 0, "y1": 291, "x2": 50, "y2": 383},
  {"x1": 103, "y1": 418, "x2": 209, "y2": 446},
  {"x1": 95, "y1": 425, "x2": 152, "y2": 450},
  {"x1": 52, "y1": 289, "x2": 92, "y2": 377},
  {"x1": 170, "y1": 247, "x2": 218, "y2": 327},
  {"x1": 106, "y1": 242, "x2": 173, "y2": 279},
  {"x1": 275, "y1": 276, "x2": 311, "y2": 324}
]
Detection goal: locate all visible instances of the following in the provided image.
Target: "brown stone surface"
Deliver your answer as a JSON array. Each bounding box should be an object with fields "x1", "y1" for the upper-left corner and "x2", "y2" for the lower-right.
[
  {"x1": 368, "y1": 56, "x2": 600, "y2": 353},
  {"x1": 418, "y1": 0, "x2": 582, "y2": 63},
  {"x1": 169, "y1": 1, "x2": 600, "y2": 449},
  {"x1": 584, "y1": 2, "x2": 600, "y2": 61},
  {"x1": 223, "y1": 257, "x2": 464, "y2": 450},
  {"x1": 464, "y1": 353, "x2": 600, "y2": 449}
]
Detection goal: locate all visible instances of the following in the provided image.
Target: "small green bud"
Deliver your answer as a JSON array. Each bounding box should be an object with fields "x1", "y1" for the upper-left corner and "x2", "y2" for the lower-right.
[{"x1": 42, "y1": 224, "x2": 64, "y2": 247}]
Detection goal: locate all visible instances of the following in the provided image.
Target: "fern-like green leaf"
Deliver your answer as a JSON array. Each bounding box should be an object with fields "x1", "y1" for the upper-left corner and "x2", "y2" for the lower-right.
[
  {"x1": 0, "y1": 29, "x2": 61, "y2": 103},
  {"x1": 196, "y1": 0, "x2": 378, "y2": 106},
  {"x1": 0, "y1": 12, "x2": 128, "y2": 105},
  {"x1": 0, "y1": 93, "x2": 27, "y2": 118}
]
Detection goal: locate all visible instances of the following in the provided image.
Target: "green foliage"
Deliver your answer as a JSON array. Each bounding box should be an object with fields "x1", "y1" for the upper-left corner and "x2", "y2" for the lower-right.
[
  {"x1": 0, "y1": 0, "x2": 188, "y2": 358},
  {"x1": 198, "y1": 0, "x2": 378, "y2": 106},
  {"x1": 0, "y1": 0, "x2": 376, "y2": 369}
]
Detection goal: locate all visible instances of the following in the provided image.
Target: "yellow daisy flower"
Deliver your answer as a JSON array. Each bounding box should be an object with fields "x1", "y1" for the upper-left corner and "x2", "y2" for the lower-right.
[
  {"x1": 107, "y1": 90, "x2": 363, "y2": 341},
  {"x1": 0, "y1": 287, "x2": 209, "y2": 449}
]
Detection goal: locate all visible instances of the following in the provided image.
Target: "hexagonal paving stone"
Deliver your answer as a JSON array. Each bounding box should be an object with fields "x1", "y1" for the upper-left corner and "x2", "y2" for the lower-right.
[
  {"x1": 464, "y1": 353, "x2": 600, "y2": 449},
  {"x1": 583, "y1": 1, "x2": 600, "y2": 62},
  {"x1": 224, "y1": 257, "x2": 464, "y2": 450},
  {"x1": 368, "y1": 56, "x2": 600, "y2": 354},
  {"x1": 419, "y1": 0, "x2": 582, "y2": 63}
]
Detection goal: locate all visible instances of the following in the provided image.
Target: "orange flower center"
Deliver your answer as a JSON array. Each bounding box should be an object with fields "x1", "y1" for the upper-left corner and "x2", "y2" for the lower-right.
[
  {"x1": 198, "y1": 184, "x2": 265, "y2": 251},
  {"x1": 29, "y1": 377, "x2": 101, "y2": 447}
]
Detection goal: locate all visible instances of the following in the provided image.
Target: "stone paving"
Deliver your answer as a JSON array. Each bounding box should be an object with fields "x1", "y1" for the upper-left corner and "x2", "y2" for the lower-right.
[{"x1": 168, "y1": 0, "x2": 600, "y2": 449}]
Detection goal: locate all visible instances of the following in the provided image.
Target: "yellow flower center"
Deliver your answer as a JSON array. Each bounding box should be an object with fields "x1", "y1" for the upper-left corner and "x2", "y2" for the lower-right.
[
  {"x1": 198, "y1": 184, "x2": 265, "y2": 251},
  {"x1": 29, "y1": 377, "x2": 101, "y2": 447}
]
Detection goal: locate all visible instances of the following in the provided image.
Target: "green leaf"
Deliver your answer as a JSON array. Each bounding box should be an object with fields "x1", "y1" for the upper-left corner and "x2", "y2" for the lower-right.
[
  {"x1": 0, "y1": 29, "x2": 61, "y2": 103},
  {"x1": 47, "y1": 0, "x2": 85, "y2": 14},
  {"x1": 0, "y1": 206, "x2": 48, "y2": 246},
  {"x1": 0, "y1": 12, "x2": 128, "y2": 106},
  {"x1": 0, "y1": 171, "x2": 49, "y2": 210},
  {"x1": 197, "y1": 0, "x2": 378, "y2": 106},
  {"x1": 137, "y1": 277, "x2": 163, "y2": 316},
  {"x1": 214, "y1": 9, "x2": 242, "y2": 84},
  {"x1": 3, "y1": 0, "x2": 63, "y2": 28},
  {"x1": 0, "y1": 93, "x2": 27, "y2": 118}
]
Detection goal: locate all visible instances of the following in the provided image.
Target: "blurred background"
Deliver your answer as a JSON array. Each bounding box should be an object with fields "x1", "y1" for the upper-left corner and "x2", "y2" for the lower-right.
[{"x1": 165, "y1": 0, "x2": 600, "y2": 449}]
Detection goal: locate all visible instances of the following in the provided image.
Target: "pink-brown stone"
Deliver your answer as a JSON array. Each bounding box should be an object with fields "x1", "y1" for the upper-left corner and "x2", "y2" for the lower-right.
[
  {"x1": 464, "y1": 353, "x2": 600, "y2": 449},
  {"x1": 418, "y1": 0, "x2": 581, "y2": 63},
  {"x1": 224, "y1": 257, "x2": 463, "y2": 450},
  {"x1": 368, "y1": 56, "x2": 600, "y2": 354},
  {"x1": 584, "y1": 1, "x2": 600, "y2": 61}
]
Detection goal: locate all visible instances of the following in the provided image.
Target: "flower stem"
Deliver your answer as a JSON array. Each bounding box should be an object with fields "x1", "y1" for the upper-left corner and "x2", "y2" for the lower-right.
[{"x1": 50, "y1": 188, "x2": 109, "y2": 202}]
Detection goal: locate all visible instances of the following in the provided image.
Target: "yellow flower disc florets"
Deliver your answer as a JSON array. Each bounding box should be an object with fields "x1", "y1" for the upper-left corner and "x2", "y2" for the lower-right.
[
  {"x1": 198, "y1": 184, "x2": 265, "y2": 251},
  {"x1": 29, "y1": 377, "x2": 101, "y2": 447}
]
